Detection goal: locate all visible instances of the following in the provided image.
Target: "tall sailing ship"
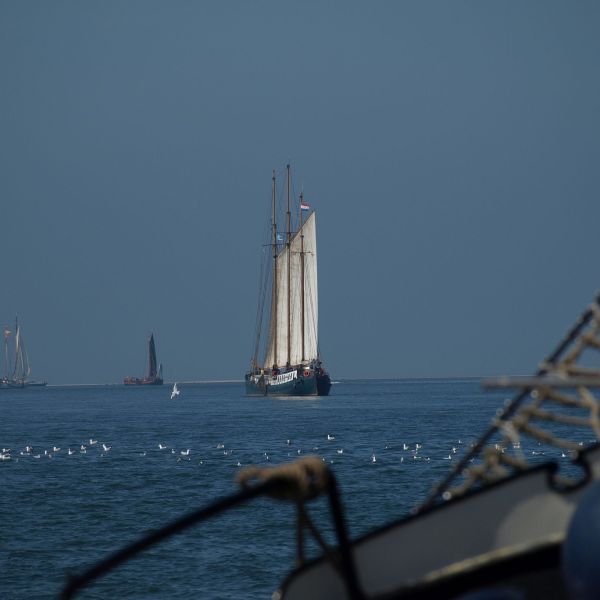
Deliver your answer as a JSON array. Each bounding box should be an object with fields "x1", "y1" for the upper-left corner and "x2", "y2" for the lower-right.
[
  {"x1": 245, "y1": 165, "x2": 331, "y2": 396},
  {"x1": 124, "y1": 333, "x2": 163, "y2": 386},
  {"x1": 1, "y1": 317, "x2": 47, "y2": 388}
]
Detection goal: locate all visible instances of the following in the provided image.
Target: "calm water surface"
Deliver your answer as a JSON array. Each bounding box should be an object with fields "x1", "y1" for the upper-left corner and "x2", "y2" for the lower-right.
[{"x1": 1, "y1": 379, "x2": 509, "y2": 599}]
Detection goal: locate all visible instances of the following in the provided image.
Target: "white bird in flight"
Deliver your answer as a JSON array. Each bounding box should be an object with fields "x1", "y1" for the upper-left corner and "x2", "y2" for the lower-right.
[{"x1": 171, "y1": 383, "x2": 180, "y2": 399}]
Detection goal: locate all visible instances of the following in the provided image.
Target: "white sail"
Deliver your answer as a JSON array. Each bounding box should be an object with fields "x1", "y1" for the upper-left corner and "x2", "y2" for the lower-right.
[{"x1": 264, "y1": 212, "x2": 318, "y2": 367}]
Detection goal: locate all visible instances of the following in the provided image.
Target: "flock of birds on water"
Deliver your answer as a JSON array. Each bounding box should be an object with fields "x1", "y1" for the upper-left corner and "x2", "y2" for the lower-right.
[
  {"x1": 1, "y1": 383, "x2": 592, "y2": 470},
  {"x1": 1, "y1": 435, "x2": 589, "y2": 470}
]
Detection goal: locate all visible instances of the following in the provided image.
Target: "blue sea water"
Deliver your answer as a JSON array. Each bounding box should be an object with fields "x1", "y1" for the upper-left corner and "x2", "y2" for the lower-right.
[{"x1": 0, "y1": 379, "x2": 527, "y2": 599}]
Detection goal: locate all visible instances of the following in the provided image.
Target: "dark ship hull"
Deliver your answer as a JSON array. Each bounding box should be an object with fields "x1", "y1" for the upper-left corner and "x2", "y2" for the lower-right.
[
  {"x1": 123, "y1": 377, "x2": 163, "y2": 386},
  {"x1": 245, "y1": 366, "x2": 331, "y2": 397}
]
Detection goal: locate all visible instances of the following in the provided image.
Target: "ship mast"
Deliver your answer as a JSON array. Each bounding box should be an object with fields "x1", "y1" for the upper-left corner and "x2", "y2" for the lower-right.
[
  {"x1": 286, "y1": 164, "x2": 292, "y2": 367},
  {"x1": 271, "y1": 170, "x2": 278, "y2": 368},
  {"x1": 299, "y1": 192, "x2": 306, "y2": 362}
]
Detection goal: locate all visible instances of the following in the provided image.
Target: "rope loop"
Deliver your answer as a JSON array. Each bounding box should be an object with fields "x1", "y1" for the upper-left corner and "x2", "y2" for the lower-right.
[{"x1": 236, "y1": 456, "x2": 330, "y2": 502}]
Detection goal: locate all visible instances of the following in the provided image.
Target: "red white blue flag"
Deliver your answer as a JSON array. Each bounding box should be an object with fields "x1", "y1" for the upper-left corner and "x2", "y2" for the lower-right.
[{"x1": 300, "y1": 202, "x2": 310, "y2": 211}]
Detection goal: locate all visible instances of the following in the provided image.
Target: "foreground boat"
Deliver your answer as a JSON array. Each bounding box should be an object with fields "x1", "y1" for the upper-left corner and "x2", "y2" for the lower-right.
[
  {"x1": 245, "y1": 165, "x2": 331, "y2": 397},
  {"x1": 1, "y1": 317, "x2": 47, "y2": 388},
  {"x1": 123, "y1": 333, "x2": 163, "y2": 386},
  {"x1": 63, "y1": 294, "x2": 600, "y2": 600}
]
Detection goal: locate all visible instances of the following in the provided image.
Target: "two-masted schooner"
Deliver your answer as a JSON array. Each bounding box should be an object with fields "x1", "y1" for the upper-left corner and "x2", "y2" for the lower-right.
[
  {"x1": 245, "y1": 165, "x2": 331, "y2": 396},
  {"x1": 124, "y1": 333, "x2": 163, "y2": 386}
]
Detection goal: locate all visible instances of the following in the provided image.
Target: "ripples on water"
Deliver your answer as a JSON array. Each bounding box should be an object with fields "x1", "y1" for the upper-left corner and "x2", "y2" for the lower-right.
[{"x1": 1, "y1": 379, "x2": 577, "y2": 599}]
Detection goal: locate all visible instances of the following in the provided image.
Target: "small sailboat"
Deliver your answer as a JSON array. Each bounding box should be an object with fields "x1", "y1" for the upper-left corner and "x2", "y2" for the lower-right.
[
  {"x1": 0, "y1": 317, "x2": 47, "y2": 388},
  {"x1": 245, "y1": 165, "x2": 331, "y2": 397},
  {"x1": 170, "y1": 382, "x2": 180, "y2": 399},
  {"x1": 124, "y1": 333, "x2": 163, "y2": 386}
]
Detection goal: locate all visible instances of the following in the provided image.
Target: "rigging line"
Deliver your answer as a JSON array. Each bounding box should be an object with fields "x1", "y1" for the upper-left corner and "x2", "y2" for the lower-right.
[
  {"x1": 257, "y1": 252, "x2": 272, "y2": 365},
  {"x1": 251, "y1": 248, "x2": 269, "y2": 366}
]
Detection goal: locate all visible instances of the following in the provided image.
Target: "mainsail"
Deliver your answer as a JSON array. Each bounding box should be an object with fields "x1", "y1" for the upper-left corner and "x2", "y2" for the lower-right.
[
  {"x1": 264, "y1": 212, "x2": 318, "y2": 368},
  {"x1": 148, "y1": 334, "x2": 158, "y2": 379}
]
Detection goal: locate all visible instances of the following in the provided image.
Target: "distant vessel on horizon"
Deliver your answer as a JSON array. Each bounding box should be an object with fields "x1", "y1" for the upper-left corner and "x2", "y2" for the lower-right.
[
  {"x1": 124, "y1": 333, "x2": 163, "y2": 386},
  {"x1": 245, "y1": 165, "x2": 331, "y2": 396},
  {"x1": 1, "y1": 317, "x2": 47, "y2": 388}
]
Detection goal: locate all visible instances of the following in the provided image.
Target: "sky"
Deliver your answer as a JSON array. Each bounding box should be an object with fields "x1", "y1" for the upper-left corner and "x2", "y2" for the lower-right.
[{"x1": 1, "y1": 1, "x2": 599, "y2": 384}]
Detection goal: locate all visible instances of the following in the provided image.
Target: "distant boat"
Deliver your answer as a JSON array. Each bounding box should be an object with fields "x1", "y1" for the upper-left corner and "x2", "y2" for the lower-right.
[
  {"x1": 124, "y1": 333, "x2": 163, "y2": 386},
  {"x1": 245, "y1": 165, "x2": 331, "y2": 396},
  {"x1": 0, "y1": 317, "x2": 47, "y2": 388}
]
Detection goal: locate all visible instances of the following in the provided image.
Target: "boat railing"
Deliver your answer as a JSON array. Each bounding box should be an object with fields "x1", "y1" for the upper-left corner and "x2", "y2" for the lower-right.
[{"x1": 419, "y1": 293, "x2": 600, "y2": 512}]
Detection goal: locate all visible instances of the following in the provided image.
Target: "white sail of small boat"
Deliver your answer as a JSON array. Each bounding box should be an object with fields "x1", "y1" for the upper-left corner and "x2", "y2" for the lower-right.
[{"x1": 1, "y1": 317, "x2": 46, "y2": 388}]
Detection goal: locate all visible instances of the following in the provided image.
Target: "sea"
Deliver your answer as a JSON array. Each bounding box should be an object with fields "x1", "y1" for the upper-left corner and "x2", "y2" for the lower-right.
[{"x1": 0, "y1": 378, "x2": 568, "y2": 599}]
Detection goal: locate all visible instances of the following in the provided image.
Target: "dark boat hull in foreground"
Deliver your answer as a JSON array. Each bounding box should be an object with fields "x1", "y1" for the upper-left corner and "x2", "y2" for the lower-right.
[{"x1": 245, "y1": 366, "x2": 331, "y2": 396}]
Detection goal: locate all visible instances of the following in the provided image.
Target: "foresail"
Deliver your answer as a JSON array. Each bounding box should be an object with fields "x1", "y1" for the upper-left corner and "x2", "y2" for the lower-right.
[{"x1": 264, "y1": 212, "x2": 318, "y2": 367}]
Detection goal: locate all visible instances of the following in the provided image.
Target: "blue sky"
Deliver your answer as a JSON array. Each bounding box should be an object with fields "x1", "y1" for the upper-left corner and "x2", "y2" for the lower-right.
[{"x1": 1, "y1": 1, "x2": 599, "y2": 383}]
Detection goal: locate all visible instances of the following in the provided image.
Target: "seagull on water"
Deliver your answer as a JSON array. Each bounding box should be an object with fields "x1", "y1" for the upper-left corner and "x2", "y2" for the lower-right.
[
  {"x1": 327, "y1": 434, "x2": 335, "y2": 441},
  {"x1": 181, "y1": 448, "x2": 191, "y2": 456},
  {"x1": 89, "y1": 439, "x2": 98, "y2": 445},
  {"x1": 337, "y1": 448, "x2": 344, "y2": 454},
  {"x1": 102, "y1": 443, "x2": 112, "y2": 452},
  {"x1": 68, "y1": 448, "x2": 75, "y2": 455},
  {"x1": 171, "y1": 383, "x2": 180, "y2": 400},
  {"x1": 159, "y1": 443, "x2": 167, "y2": 450},
  {"x1": 371, "y1": 453, "x2": 377, "y2": 463}
]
